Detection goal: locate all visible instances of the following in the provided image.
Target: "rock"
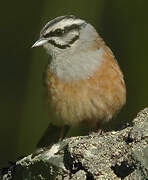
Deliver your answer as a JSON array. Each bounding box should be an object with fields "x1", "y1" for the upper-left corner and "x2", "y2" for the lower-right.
[{"x1": 1, "y1": 108, "x2": 148, "y2": 180}]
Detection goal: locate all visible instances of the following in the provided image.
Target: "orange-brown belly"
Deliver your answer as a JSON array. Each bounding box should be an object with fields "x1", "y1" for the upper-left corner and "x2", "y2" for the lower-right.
[{"x1": 45, "y1": 48, "x2": 126, "y2": 126}]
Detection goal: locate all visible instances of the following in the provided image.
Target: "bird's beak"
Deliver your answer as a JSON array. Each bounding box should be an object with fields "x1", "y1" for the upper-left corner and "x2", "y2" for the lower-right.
[{"x1": 32, "y1": 38, "x2": 48, "y2": 48}]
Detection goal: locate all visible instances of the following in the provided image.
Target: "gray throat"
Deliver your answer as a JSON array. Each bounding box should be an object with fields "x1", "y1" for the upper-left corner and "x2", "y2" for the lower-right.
[{"x1": 49, "y1": 47, "x2": 105, "y2": 82}]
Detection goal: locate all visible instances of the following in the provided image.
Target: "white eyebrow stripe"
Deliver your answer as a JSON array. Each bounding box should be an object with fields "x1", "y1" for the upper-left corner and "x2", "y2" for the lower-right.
[{"x1": 51, "y1": 19, "x2": 84, "y2": 31}]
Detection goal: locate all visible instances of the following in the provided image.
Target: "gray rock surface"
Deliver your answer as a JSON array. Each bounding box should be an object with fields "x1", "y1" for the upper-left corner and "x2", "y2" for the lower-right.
[{"x1": 1, "y1": 108, "x2": 148, "y2": 180}]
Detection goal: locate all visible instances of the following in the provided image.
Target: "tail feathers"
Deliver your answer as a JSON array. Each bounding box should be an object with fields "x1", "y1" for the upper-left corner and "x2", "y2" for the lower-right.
[{"x1": 37, "y1": 124, "x2": 69, "y2": 148}]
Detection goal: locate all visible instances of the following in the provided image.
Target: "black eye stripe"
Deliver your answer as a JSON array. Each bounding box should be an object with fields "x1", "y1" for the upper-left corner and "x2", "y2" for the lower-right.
[
  {"x1": 64, "y1": 24, "x2": 80, "y2": 32},
  {"x1": 44, "y1": 28, "x2": 63, "y2": 38},
  {"x1": 43, "y1": 24, "x2": 82, "y2": 38}
]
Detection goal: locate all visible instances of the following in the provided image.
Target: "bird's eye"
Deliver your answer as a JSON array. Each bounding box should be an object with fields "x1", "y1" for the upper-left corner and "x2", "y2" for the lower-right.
[
  {"x1": 43, "y1": 33, "x2": 50, "y2": 38},
  {"x1": 54, "y1": 29, "x2": 63, "y2": 36},
  {"x1": 43, "y1": 29, "x2": 64, "y2": 38}
]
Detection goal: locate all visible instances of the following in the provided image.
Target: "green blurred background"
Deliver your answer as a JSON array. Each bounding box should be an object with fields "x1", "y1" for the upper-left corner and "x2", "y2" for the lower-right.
[{"x1": 0, "y1": 0, "x2": 147, "y2": 168}]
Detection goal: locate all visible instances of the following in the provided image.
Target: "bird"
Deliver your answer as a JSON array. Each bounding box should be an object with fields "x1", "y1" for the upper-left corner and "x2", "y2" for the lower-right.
[{"x1": 32, "y1": 15, "x2": 126, "y2": 147}]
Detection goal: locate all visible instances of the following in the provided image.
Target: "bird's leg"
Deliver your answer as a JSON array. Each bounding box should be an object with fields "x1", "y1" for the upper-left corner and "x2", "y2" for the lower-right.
[
  {"x1": 59, "y1": 125, "x2": 69, "y2": 141},
  {"x1": 96, "y1": 122, "x2": 103, "y2": 135}
]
